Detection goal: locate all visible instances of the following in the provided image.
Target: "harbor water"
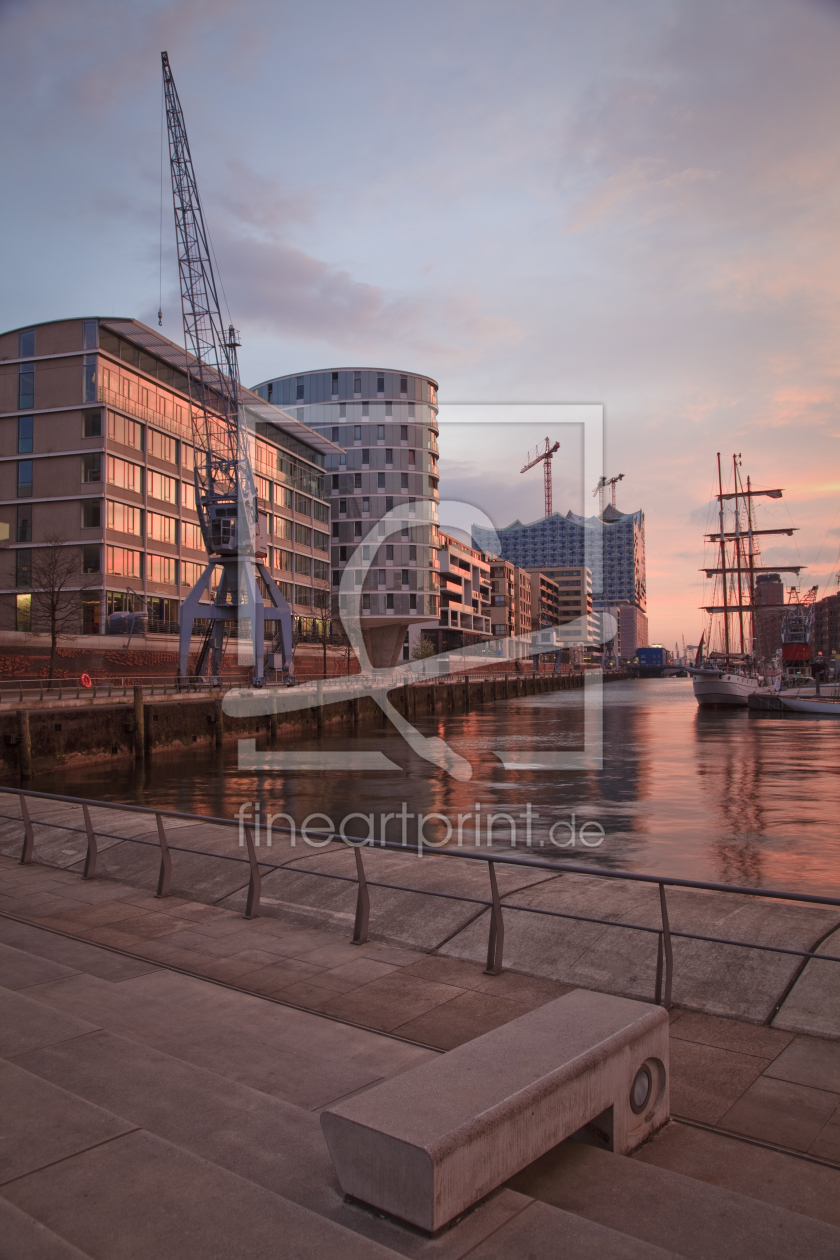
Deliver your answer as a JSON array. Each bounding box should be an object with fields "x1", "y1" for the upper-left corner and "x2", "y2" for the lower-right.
[{"x1": 35, "y1": 677, "x2": 840, "y2": 897}]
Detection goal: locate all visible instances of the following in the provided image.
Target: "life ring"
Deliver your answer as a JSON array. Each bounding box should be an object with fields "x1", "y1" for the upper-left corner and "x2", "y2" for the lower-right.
[{"x1": 80, "y1": 673, "x2": 92, "y2": 689}]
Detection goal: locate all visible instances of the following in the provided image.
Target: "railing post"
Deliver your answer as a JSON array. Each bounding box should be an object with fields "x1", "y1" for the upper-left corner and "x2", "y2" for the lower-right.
[
  {"x1": 657, "y1": 882, "x2": 673, "y2": 1008},
  {"x1": 243, "y1": 823, "x2": 261, "y2": 919},
  {"x1": 82, "y1": 804, "x2": 98, "y2": 879},
  {"x1": 484, "y1": 860, "x2": 505, "y2": 975},
  {"x1": 352, "y1": 846, "x2": 370, "y2": 945},
  {"x1": 155, "y1": 813, "x2": 172, "y2": 898},
  {"x1": 19, "y1": 792, "x2": 35, "y2": 864}
]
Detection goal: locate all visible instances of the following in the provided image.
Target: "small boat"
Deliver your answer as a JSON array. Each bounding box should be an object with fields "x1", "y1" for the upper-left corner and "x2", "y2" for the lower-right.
[
  {"x1": 688, "y1": 665, "x2": 759, "y2": 707},
  {"x1": 778, "y1": 695, "x2": 840, "y2": 716}
]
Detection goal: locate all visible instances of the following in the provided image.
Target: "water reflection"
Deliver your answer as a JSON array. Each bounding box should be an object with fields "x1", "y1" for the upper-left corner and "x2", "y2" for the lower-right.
[{"x1": 33, "y1": 679, "x2": 840, "y2": 895}]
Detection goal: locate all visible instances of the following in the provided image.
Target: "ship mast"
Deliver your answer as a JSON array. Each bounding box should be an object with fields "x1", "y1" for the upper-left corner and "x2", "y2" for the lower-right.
[
  {"x1": 717, "y1": 453, "x2": 731, "y2": 661},
  {"x1": 746, "y1": 472, "x2": 756, "y2": 656},
  {"x1": 732, "y1": 454, "x2": 746, "y2": 655}
]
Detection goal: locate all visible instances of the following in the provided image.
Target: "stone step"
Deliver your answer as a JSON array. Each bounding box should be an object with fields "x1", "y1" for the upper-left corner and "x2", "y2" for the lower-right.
[{"x1": 508, "y1": 1138, "x2": 840, "y2": 1260}]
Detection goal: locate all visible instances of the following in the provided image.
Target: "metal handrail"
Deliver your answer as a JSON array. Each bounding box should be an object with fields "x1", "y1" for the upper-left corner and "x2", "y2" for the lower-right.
[{"x1": 2, "y1": 783, "x2": 839, "y2": 1012}]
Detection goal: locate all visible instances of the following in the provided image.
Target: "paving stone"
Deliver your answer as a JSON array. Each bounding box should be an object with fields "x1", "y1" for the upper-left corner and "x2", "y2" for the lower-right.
[
  {"x1": 670, "y1": 1011, "x2": 794, "y2": 1060},
  {"x1": 719, "y1": 1075, "x2": 840, "y2": 1151},
  {"x1": 401, "y1": 956, "x2": 489, "y2": 990},
  {"x1": 319, "y1": 972, "x2": 464, "y2": 1032},
  {"x1": 0, "y1": 1194, "x2": 93, "y2": 1260},
  {"x1": 810, "y1": 1122, "x2": 840, "y2": 1163},
  {"x1": 313, "y1": 958, "x2": 399, "y2": 990},
  {"x1": 634, "y1": 1120, "x2": 840, "y2": 1225},
  {"x1": 273, "y1": 979, "x2": 354, "y2": 1012},
  {"x1": 2, "y1": 1129, "x2": 399, "y2": 1260},
  {"x1": 0, "y1": 1058, "x2": 134, "y2": 1185},
  {"x1": 393, "y1": 989, "x2": 535, "y2": 1049},
  {"x1": 0, "y1": 919, "x2": 158, "y2": 981},
  {"x1": 0, "y1": 941, "x2": 79, "y2": 990},
  {"x1": 0, "y1": 988, "x2": 100, "y2": 1058},
  {"x1": 669, "y1": 1037, "x2": 771, "y2": 1124},
  {"x1": 467, "y1": 1199, "x2": 682, "y2": 1260},
  {"x1": 508, "y1": 1138, "x2": 840, "y2": 1260},
  {"x1": 764, "y1": 1034, "x2": 840, "y2": 1094}
]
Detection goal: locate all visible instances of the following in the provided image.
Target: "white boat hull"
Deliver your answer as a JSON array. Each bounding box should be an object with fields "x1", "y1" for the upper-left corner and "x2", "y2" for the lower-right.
[
  {"x1": 692, "y1": 671, "x2": 759, "y2": 708},
  {"x1": 779, "y1": 696, "x2": 840, "y2": 716}
]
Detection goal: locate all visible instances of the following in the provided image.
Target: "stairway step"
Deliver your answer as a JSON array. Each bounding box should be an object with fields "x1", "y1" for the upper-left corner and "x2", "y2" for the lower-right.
[
  {"x1": 468, "y1": 1200, "x2": 684, "y2": 1259},
  {"x1": 0, "y1": 1195, "x2": 93, "y2": 1260},
  {"x1": 508, "y1": 1140, "x2": 840, "y2": 1260}
]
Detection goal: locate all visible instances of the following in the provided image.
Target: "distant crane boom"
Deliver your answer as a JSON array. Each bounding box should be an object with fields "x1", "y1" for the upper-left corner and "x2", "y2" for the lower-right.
[
  {"x1": 521, "y1": 438, "x2": 560, "y2": 517},
  {"x1": 592, "y1": 472, "x2": 624, "y2": 516}
]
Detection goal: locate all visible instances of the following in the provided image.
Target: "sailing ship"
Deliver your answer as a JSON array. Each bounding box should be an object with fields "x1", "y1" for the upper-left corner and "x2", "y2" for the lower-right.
[{"x1": 689, "y1": 454, "x2": 803, "y2": 708}]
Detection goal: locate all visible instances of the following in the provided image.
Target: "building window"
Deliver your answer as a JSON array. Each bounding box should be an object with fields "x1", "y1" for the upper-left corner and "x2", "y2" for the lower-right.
[
  {"x1": 386, "y1": 545, "x2": 394, "y2": 560},
  {"x1": 400, "y1": 376, "x2": 407, "y2": 395},
  {"x1": 400, "y1": 426, "x2": 408, "y2": 441},
  {"x1": 377, "y1": 473, "x2": 385, "y2": 488},
  {"x1": 296, "y1": 376, "x2": 304, "y2": 400},
  {"x1": 362, "y1": 593, "x2": 370, "y2": 610},
  {"x1": 266, "y1": 382, "x2": 273, "y2": 402},
  {"x1": 16, "y1": 505, "x2": 32, "y2": 542},
  {"x1": 105, "y1": 546, "x2": 143, "y2": 577},
  {"x1": 295, "y1": 493, "x2": 311, "y2": 516},
  {"x1": 18, "y1": 363, "x2": 34, "y2": 410},
  {"x1": 147, "y1": 512, "x2": 178, "y2": 543},
  {"x1": 295, "y1": 585, "x2": 312, "y2": 606},
  {"x1": 331, "y1": 372, "x2": 339, "y2": 395},
  {"x1": 354, "y1": 425, "x2": 362, "y2": 441},
  {"x1": 377, "y1": 375, "x2": 385, "y2": 394},
  {"x1": 408, "y1": 404, "x2": 415, "y2": 418},
  {"x1": 19, "y1": 328, "x2": 35, "y2": 357},
  {"x1": 83, "y1": 409, "x2": 102, "y2": 437},
  {"x1": 385, "y1": 402, "x2": 392, "y2": 417},
  {"x1": 314, "y1": 559, "x2": 329, "y2": 582},
  {"x1": 361, "y1": 402, "x2": 369, "y2": 417},
  {"x1": 147, "y1": 470, "x2": 177, "y2": 503},
  {"x1": 81, "y1": 500, "x2": 101, "y2": 529},
  {"x1": 147, "y1": 554, "x2": 177, "y2": 584},
  {"x1": 361, "y1": 449, "x2": 369, "y2": 464},
  {"x1": 331, "y1": 427, "x2": 339, "y2": 442},
  {"x1": 340, "y1": 403, "x2": 347, "y2": 417},
  {"x1": 377, "y1": 425, "x2": 385, "y2": 440},
  {"x1": 408, "y1": 450, "x2": 415, "y2": 465},
  {"x1": 385, "y1": 449, "x2": 393, "y2": 465},
  {"x1": 16, "y1": 592, "x2": 32, "y2": 632},
  {"x1": 331, "y1": 522, "x2": 340, "y2": 538},
  {"x1": 339, "y1": 546, "x2": 347, "y2": 562},
  {"x1": 332, "y1": 570, "x2": 340, "y2": 586},
  {"x1": 15, "y1": 549, "x2": 32, "y2": 587},
  {"x1": 17, "y1": 460, "x2": 33, "y2": 497},
  {"x1": 386, "y1": 594, "x2": 394, "y2": 610},
  {"x1": 410, "y1": 594, "x2": 417, "y2": 610},
  {"x1": 16, "y1": 415, "x2": 34, "y2": 454},
  {"x1": 353, "y1": 375, "x2": 361, "y2": 394},
  {"x1": 314, "y1": 530, "x2": 329, "y2": 552},
  {"x1": 409, "y1": 545, "x2": 416, "y2": 561},
  {"x1": 83, "y1": 354, "x2": 97, "y2": 403},
  {"x1": 354, "y1": 473, "x2": 362, "y2": 489},
  {"x1": 294, "y1": 523, "x2": 311, "y2": 546},
  {"x1": 377, "y1": 569, "x2": 386, "y2": 584},
  {"x1": 339, "y1": 498, "x2": 347, "y2": 514},
  {"x1": 362, "y1": 498, "x2": 370, "y2": 513},
  {"x1": 401, "y1": 569, "x2": 409, "y2": 585},
  {"x1": 385, "y1": 496, "x2": 393, "y2": 512},
  {"x1": 82, "y1": 544, "x2": 101, "y2": 573},
  {"x1": 400, "y1": 473, "x2": 409, "y2": 489}
]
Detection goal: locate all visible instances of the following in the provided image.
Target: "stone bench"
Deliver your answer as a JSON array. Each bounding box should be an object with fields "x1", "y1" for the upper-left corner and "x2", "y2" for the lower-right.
[{"x1": 320, "y1": 989, "x2": 669, "y2": 1233}]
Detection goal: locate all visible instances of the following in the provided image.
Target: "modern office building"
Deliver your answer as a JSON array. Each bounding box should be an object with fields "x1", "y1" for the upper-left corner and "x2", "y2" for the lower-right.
[
  {"x1": 251, "y1": 368, "x2": 440, "y2": 667},
  {"x1": 0, "y1": 318, "x2": 335, "y2": 641},
  {"x1": 754, "y1": 572, "x2": 785, "y2": 662},
  {"x1": 813, "y1": 590, "x2": 840, "y2": 667},
  {"x1": 474, "y1": 503, "x2": 646, "y2": 611},
  {"x1": 487, "y1": 558, "x2": 533, "y2": 638}
]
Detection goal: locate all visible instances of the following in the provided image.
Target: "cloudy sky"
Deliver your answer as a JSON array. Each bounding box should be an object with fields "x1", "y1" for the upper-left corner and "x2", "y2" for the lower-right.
[{"x1": 2, "y1": 0, "x2": 839, "y2": 646}]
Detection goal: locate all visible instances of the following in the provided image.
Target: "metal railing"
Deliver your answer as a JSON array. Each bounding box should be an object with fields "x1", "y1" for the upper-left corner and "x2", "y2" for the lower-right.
[{"x1": 2, "y1": 784, "x2": 840, "y2": 1011}]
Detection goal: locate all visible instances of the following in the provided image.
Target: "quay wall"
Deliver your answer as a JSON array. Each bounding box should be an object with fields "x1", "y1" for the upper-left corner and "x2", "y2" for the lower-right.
[{"x1": 0, "y1": 671, "x2": 630, "y2": 779}]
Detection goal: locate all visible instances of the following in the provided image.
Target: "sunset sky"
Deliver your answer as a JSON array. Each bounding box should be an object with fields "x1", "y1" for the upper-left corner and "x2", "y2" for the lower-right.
[{"x1": 2, "y1": 0, "x2": 839, "y2": 646}]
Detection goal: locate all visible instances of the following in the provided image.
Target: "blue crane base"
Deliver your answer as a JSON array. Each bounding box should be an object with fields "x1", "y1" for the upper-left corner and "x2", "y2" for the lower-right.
[{"x1": 178, "y1": 557, "x2": 295, "y2": 688}]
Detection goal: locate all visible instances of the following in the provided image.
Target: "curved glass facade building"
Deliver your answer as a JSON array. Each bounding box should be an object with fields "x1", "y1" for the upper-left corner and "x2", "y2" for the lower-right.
[{"x1": 251, "y1": 368, "x2": 440, "y2": 666}]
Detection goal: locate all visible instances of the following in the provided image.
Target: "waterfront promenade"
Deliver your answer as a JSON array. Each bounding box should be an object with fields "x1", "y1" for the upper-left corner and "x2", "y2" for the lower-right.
[{"x1": 1, "y1": 797, "x2": 840, "y2": 1257}]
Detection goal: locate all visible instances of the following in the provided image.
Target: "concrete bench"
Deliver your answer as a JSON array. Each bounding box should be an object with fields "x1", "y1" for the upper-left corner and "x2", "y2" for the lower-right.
[{"x1": 320, "y1": 989, "x2": 669, "y2": 1234}]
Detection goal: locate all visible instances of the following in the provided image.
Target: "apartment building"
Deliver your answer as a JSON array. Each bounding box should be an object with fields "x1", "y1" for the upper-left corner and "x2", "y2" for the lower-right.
[
  {"x1": 524, "y1": 569, "x2": 561, "y2": 630},
  {"x1": 417, "y1": 532, "x2": 492, "y2": 654},
  {"x1": 0, "y1": 318, "x2": 336, "y2": 638},
  {"x1": 252, "y1": 367, "x2": 440, "y2": 667},
  {"x1": 488, "y1": 559, "x2": 533, "y2": 638}
]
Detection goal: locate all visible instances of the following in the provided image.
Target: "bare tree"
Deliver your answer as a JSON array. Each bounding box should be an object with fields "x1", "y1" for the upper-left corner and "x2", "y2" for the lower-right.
[
  {"x1": 30, "y1": 535, "x2": 86, "y2": 680},
  {"x1": 411, "y1": 634, "x2": 436, "y2": 661},
  {"x1": 313, "y1": 585, "x2": 332, "y2": 678}
]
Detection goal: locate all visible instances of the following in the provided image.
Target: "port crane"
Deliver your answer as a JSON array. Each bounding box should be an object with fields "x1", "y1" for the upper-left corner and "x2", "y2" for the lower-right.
[
  {"x1": 521, "y1": 438, "x2": 560, "y2": 517},
  {"x1": 161, "y1": 52, "x2": 294, "y2": 687},
  {"x1": 592, "y1": 473, "x2": 624, "y2": 516}
]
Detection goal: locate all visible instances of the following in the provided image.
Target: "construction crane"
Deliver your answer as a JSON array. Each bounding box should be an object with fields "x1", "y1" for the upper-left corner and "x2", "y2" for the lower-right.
[
  {"x1": 161, "y1": 52, "x2": 294, "y2": 688},
  {"x1": 521, "y1": 438, "x2": 560, "y2": 518},
  {"x1": 592, "y1": 473, "x2": 624, "y2": 516}
]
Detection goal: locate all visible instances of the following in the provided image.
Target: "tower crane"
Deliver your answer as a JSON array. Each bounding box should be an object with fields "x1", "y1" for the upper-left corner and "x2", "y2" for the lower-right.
[
  {"x1": 161, "y1": 51, "x2": 294, "y2": 688},
  {"x1": 521, "y1": 438, "x2": 560, "y2": 518},
  {"x1": 592, "y1": 472, "x2": 624, "y2": 516}
]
